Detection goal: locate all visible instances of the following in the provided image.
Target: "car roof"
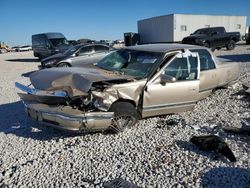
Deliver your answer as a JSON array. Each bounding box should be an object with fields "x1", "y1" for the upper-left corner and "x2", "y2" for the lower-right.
[
  {"x1": 74, "y1": 43, "x2": 109, "y2": 48},
  {"x1": 125, "y1": 43, "x2": 206, "y2": 53},
  {"x1": 197, "y1": 27, "x2": 224, "y2": 30}
]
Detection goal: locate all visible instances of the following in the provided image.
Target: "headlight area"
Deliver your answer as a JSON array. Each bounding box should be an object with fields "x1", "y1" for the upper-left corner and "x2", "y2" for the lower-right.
[
  {"x1": 66, "y1": 94, "x2": 109, "y2": 113},
  {"x1": 15, "y1": 82, "x2": 70, "y2": 105},
  {"x1": 15, "y1": 82, "x2": 67, "y2": 96},
  {"x1": 42, "y1": 59, "x2": 57, "y2": 67}
]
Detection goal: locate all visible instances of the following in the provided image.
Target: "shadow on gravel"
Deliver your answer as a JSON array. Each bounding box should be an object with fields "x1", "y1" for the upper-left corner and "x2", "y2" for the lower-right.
[
  {"x1": 0, "y1": 101, "x2": 85, "y2": 140},
  {"x1": 218, "y1": 54, "x2": 250, "y2": 63},
  {"x1": 6, "y1": 58, "x2": 39, "y2": 63},
  {"x1": 21, "y1": 70, "x2": 37, "y2": 77},
  {"x1": 176, "y1": 140, "x2": 212, "y2": 159},
  {"x1": 201, "y1": 167, "x2": 250, "y2": 188}
]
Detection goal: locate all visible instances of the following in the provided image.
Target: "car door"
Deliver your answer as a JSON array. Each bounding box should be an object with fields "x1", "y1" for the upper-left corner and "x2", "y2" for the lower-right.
[
  {"x1": 190, "y1": 49, "x2": 219, "y2": 99},
  {"x1": 210, "y1": 29, "x2": 220, "y2": 47},
  {"x1": 211, "y1": 28, "x2": 224, "y2": 47},
  {"x1": 142, "y1": 50, "x2": 200, "y2": 118},
  {"x1": 71, "y1": 45, "x2": 94, "y2": 66}
]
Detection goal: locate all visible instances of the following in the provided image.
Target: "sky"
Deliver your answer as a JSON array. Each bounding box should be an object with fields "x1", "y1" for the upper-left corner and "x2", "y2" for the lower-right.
[{"x1": 0, "y1": 0, "x2": 249, "y2": 46}]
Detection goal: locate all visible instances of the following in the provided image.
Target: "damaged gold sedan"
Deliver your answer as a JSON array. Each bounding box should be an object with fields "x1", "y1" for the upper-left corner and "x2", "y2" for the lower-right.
[{"x1": 16, "y1": 44, "x2": 240, "y2": 133}]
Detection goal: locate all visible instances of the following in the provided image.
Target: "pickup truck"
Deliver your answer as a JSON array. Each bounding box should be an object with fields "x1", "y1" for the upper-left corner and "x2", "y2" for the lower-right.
[{"x1": 182, "y1": 27, "x2": 241, "y2": 50}]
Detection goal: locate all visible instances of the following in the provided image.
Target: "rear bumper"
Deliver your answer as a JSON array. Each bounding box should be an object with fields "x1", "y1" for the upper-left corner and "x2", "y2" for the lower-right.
[{"x1": 24, "y1": 102, "x2": 114, "y2": 132}]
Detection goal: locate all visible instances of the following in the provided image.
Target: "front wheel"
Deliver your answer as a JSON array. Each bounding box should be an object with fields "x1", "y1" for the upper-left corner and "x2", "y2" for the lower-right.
[
  {"x1": 108, "y1": 101, "x2": 139, "y2": 133},
  {"x1": 57, "y1": 63, "x2": 70, "y2": 67},
  {"x1": 226, "y1": 40, "x2": 236, "y2": 50}
]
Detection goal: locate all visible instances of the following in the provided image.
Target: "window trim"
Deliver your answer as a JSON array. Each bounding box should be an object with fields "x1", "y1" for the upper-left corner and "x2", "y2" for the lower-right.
[
  {"x1": 94, "y1": 45, "x2": 109, "y2": 53},
  {"x1": 148, "y1": 51, "x2": 200, "y2": 85},
  {"x1": 190, "y1": 49, "x2": 216, "y2": 71}
]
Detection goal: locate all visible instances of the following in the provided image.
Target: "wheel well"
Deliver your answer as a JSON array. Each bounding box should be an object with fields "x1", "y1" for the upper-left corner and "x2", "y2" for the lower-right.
[
  {"x1": 204, "y1": 41, "x2": 210, "y2": 45},
  {"x1": 57, "y1": 62, "x2": 71, "y2": 67},
  {"x1": 230, "y1": 38, "x2": 236, "y2": 42},
  {"x1": 111, "y1": 99, "x2": 136, "y2": 108},
  {"x1": 109, "y1": 99, "x2": 142, "y2": 117}
]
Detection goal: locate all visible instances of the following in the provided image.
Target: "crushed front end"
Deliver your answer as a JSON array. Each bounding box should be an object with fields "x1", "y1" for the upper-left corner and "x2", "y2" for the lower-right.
[{"x1": 15, "y1": 82, "x2": 114, "y2": 132}]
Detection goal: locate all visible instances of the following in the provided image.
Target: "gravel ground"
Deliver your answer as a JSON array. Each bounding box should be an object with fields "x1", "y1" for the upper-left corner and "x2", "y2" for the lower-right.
[{"x1": 0, "y1": 45, "x2": 249, "y2": 188}]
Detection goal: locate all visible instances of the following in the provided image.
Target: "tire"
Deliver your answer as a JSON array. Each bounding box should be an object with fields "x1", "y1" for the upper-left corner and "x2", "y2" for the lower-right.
[
  {"x1": 57, "y1": 63, "x2": 70, "y2": 67},
  {"x1": 203, "y1": 42, "x2": 210, "y2": 48},
  {"x1": 108, "y1": 101, "x2": 139, "y2": 133},
  {"x1": 226, "y1": 40, "x2": 236, "y2": 50},
  {"x1": 38, "y1": 55, "x2": 42, "y2": 60}
]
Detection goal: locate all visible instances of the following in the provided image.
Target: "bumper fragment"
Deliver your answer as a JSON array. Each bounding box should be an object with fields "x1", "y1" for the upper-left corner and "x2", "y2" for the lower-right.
[{"x1": 24, "y1": 102, "x2": 114, "y2": 132}]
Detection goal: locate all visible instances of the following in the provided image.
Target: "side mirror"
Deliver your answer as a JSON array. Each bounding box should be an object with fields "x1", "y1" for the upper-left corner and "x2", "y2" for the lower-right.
[
  {"x1": 160, "y1": 74, "x2": 176, "y2": 84},
  {"x1": 75, "y1": 52, "x2": 79, "y2": 56}
]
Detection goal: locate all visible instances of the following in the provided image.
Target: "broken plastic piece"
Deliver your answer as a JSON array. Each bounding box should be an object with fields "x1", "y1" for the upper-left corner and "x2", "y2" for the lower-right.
[
  {"x1": 242, "y1": 83, "x2": 250, "y2": 95},
  {"x1": 223, "y1": 126, "x2": 250, "y2": 136},
  {"x1": 190, "y1": 135, "x2": 236, "y2": 162},
  {"x1": 103, "y1": 178, "x2": 139, "y2": 188}
]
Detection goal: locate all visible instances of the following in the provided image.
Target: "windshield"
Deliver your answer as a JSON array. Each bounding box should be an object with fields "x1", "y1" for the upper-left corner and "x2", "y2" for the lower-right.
[
  {"x1": 63, "y1": 45, "x2": 82, "y2": 56},
  {"x1": 193, "y1": 29, "x2": 210, "y2": 35},
  {"x1": 49, "y1": 38, "x2": 69, "y2": 47},
  {"x1": 96, "y1": 49, "x2": 163, "y2": 79}
]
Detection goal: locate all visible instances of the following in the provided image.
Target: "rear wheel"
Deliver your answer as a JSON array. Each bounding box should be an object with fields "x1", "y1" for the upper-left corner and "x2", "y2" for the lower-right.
[
  {"x1": 38, "y1": 55, "x2": 42, "y2": 60},
  {"x1": 108, "y1": 101, "x2": 139, "y2": 133},
  {"x1": 226, "y1": 40, "x2": 236, "y2": 50}
]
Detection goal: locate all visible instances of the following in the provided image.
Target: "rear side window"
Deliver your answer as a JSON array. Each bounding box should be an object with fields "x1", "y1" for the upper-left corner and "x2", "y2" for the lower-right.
[
  {"x1": 191, "y1": 49, "x2": 215, "y2": 71},
  {"x1": 94, "y1": 45, "x2": 109, "y2": 52},
  {"x1": 78, "y1": 46, "x2": 94, "y2": 55}
]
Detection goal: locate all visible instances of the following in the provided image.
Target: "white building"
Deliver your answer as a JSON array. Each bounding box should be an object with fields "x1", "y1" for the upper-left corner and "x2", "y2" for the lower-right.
[{"x1": 138, "y1": 14, "x2": 247, "y2": 43}]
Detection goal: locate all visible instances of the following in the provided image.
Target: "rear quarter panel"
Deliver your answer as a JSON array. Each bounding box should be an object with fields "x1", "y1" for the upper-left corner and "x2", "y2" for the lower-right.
[
  {"x1": 215, "y1": 58, "x2": 240, "y2": 86},
  {"x1": 198, "y1": 54, "x2": 239, "y2": 100}
]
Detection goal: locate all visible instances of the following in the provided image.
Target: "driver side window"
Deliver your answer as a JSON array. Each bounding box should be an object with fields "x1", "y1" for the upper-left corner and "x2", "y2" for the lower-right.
[{"x1": 164, "y1": 56, "x2": 198, "y2": 81}]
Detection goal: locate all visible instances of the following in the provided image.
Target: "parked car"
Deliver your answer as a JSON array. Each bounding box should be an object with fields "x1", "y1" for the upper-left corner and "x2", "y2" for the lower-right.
[
  {"x1": 182, "y1": 27, "x2": 241, "y2": 50},
  {"x1": 67, "y1": 40, "x2": 79, "y2": 46},
  {"x1": 12, "y1": 46, "x2": 20, "y2": 52},
  {"x1": 16, "y1": 44, "x2": 239, "y2": 133},
  {"x1": 16, "y1": 45, "x2": 32, "y2": 52},
  {"x1": 100, "y1": 40, "x2": 114, "y2": 46},
  {"x1": 32, "y1": 32, "x2": 71, "y2": 60},
  {"x1": 39, "y1": 44, "x2": 114, "y2": 69},
  {"x1": 0, "y1": 49, "x2": 7, "y2": 54}
]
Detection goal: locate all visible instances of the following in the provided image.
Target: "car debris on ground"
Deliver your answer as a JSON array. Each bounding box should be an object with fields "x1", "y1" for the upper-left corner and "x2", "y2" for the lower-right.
[
  {"x1": 223, "y1": 125, "x2": 250, "y2": 136},
  {"x1": 242, "y1": 83, "x2": 250, "y2": 95},
  {"x1": 190, "y1": 135, "x2": 237, "y2": 162}
]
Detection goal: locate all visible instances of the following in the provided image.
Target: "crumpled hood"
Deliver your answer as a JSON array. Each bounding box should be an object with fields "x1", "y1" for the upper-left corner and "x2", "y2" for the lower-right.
[{"x1": 30, "y1": 66, "x2": 133, "y2": 97}]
